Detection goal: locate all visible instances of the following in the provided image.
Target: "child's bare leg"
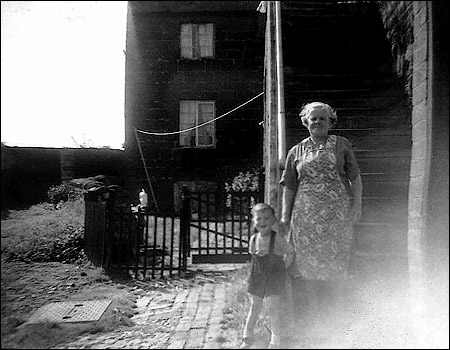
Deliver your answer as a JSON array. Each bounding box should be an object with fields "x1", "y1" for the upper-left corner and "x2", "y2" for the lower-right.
[
  {"x1": 243, "y1": 294, "x2": 264, "y2": 340},
  {"x1": 266, "y1": 295, "x2": 283, "y2": 346}
]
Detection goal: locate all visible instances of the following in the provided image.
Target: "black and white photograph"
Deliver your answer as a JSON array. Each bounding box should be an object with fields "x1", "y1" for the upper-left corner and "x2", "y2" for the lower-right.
[{"x1": 1, "y1": 1, "x2": 448, "y2": 349}]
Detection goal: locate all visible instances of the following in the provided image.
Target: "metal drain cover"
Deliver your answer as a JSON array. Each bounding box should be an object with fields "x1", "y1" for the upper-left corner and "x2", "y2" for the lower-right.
[{"x1": 25, "y1": 299, "x2": 112, "y2": 324}]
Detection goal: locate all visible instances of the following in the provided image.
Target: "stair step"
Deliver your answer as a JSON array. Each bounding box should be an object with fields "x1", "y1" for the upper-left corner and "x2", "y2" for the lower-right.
[
  {"x1": 354, "y1": 226, "x2": 408, "y2": 255},
  {"x1": 350, "y1": 252, "x2": 409, "y2": 280},
  {"x1": 361, "y1": 172, "x2": 410, "y2": 182},
  {"x1": 281, "y1": 0, "x2": 373, "y2": 17},
  {"x1": 359, "y1": 197, "x2": 408, "y2": 224},
  {"x1": 357, "y1": 158, "x2": 411, "y2": 177},
  {"x1": 285, "y1": 77, "x2": 399, "y2": 90},
  {"x1": 284, "y1": 128, "x2": 411, "y2": 136},
  {"x1": 284, "y1": 88, "x2": 405, "y2": 98},
  {"x1": 284, "y1": 95, "x2": 408, "y2": 111}
]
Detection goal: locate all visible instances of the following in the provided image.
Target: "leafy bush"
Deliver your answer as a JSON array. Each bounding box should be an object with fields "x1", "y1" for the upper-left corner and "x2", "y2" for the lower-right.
[
  {"x1": 224, "y1": 168, "x2": 261, "y2": 193},
  {"x1": 47, "y1": 183, "x2": 84, "y2": 207},
  {"x1": 224, "y1": 168, "x2": 261, "y2": 211}
]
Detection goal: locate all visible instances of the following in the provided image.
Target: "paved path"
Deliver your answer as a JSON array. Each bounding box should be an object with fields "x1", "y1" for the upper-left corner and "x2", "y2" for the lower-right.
[{"x1": 56, "y1": 264, "x2": 242, "y2": 349}]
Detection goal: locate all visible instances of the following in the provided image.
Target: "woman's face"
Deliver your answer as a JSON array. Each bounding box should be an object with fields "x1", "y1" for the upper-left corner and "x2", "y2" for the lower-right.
[{"x1": 305, "y1": 107, "x2": 332, "y2": 138}]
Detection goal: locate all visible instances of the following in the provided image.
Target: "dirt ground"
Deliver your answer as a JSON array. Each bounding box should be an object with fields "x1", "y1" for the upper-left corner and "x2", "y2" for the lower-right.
[
  {"x1": 1, "y1": 259, "x2": 242, "y2": 349},
  {"x1": 1, "y1": 260, "x2": 126, "y2": 348},
  {"x1": 1, "y1": 256, "x2": 448, "y2": 349},
  {"x1": 0, "y1": 258, "x2": 203, "y2": 349}
]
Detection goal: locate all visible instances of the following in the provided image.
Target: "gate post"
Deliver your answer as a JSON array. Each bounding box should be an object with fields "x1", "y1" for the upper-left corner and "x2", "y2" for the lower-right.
[
  {"x1": 180, "y1": 186, "x2": 191, "y2": 273},
  {"x1": 83, "y1": 191, "x2": 106, "y2": 266},
  {"x1": 103, "y1": 188, "x2": 116, "y2": 269}
]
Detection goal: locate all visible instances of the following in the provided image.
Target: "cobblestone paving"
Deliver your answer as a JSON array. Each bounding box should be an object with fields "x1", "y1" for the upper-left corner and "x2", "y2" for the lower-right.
[{"x1": 55, "y1": 265, "x2": 241, "y2": 349}]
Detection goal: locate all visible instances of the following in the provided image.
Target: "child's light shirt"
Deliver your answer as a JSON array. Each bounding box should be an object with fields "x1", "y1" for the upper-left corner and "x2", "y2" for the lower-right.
[{"x1": 249, "y1": 232, "x2": 294, "y2": 258}]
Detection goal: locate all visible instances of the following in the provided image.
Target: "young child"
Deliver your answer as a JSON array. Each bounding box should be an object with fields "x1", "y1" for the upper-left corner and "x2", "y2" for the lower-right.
[{"x1": 240, "y1": 203, "x2": 294, "y2": 349}]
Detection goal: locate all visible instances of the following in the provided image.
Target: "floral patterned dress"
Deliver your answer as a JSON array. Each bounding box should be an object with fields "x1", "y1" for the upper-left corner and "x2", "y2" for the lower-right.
[{"x1": 282, "y1": 135, "x2": 357, "y2": 280}]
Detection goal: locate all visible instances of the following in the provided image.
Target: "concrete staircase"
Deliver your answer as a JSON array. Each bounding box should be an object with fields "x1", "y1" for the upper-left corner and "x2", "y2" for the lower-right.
[{"x1": 280, "y1": 1, "x2": 412, "y2": 277}]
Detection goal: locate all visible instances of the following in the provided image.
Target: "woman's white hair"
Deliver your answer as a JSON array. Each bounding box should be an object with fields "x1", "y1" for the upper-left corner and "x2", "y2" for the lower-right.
[{"x1": 299, "y1": 102, "x2": 338, "y2": 128}]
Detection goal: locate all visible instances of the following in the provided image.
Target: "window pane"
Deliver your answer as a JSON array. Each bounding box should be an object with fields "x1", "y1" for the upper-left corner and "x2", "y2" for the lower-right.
[
  {"x1": 198, "y1": 124, "x2": 214, "y2": 146},
  {"x1": 180, "y1": 24, "x2": 193, "y2": 58},
  {"x1": 198, "y1": 24, "x2": 213, "y2": 57},
  {"x1": 181, "y1": 23, "x2": 213, "y2": 59},
  {"x1": 180, "y1": 101, "x2": 215, "y2": 147},
  {"x1": 180, "y1": 101, "x2": 196, "y2": 123},
  {"x1": 197, "y1": 102, "x2": 214, "y2": 146},
  {"x1": 180, "y1": 101, "x2": 196, "y2": 146},
  {"x1": 192, "y1": 25, "x2": 199, "y2": 59},
  {"x1": 180, "y1": 133, "x2": 193, "y2": 146},
  {"x1": 198, "y1": 103, "x2": 214, "y2": 122}
]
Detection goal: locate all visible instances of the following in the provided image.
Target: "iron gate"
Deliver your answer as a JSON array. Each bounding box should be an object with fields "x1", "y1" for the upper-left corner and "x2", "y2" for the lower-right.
[
  {"x1": 180, "y1": 186, "x2": 263, "y2": 264},
  {"x1": 84, "y1": 185, "x2": 262, "y2": 278},
  {"x1": 84, "y1": 189, "x2": 189, "y2": 279}
]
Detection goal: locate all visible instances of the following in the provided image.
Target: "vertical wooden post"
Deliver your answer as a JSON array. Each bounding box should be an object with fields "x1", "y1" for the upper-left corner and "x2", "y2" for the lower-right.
[
  {"x1": 275, "y1": 0, "x2": 286, "y2": 169},
  {"x1": 275, "y1": 0, "x2": 286, "y2": 216},
  {"x1": 103, "y1": 189, "x2": 116, "y2": 272},
  {"x1": 264, "y1": 1, "x2": 280, "y2": 213},
  {"x1": 262, "y1": 3, "x2": 295, "y2": 338}
]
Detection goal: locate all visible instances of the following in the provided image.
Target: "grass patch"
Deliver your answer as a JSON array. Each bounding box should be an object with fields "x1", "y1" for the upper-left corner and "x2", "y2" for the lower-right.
[{"x1": 1, "y1": 198, "x2": 85, "y2": 263}]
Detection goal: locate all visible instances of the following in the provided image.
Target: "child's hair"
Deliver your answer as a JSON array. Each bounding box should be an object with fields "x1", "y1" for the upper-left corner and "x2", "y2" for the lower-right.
[{"x1": 251, "y1": 203, "x2": 276, "y2": 218}]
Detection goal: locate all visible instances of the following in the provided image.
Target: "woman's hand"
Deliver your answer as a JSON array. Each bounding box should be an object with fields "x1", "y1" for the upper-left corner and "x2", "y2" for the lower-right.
[
  {"x1": 349, "y1": 174, "x2": 363, "y2": 225},
  {"x1": 284, "y1": 251, "x2": 294, "y2": 269},
  {"x1": 349, "y1": 204, "x2": 362, "y2": 225},
  {"x1": 279, "y1": 220, "x2": 290, "y2": 237}
]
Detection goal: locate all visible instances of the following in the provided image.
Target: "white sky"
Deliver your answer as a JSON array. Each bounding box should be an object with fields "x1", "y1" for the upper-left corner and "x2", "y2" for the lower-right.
[{"x1": 1, "y1": 1, "x2": 127, "y2": 149}]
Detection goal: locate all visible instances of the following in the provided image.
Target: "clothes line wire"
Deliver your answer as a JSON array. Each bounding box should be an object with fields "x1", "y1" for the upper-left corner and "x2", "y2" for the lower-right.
[
  {"x1": 132, "y1": 91, "x2": 264, "y2": 212},
  {"x1": 135, "y1": 91, "x2": 264, "y2": 136},
  {"x1": 134, "y1": 128, "x2": 159, "y2": 214}
]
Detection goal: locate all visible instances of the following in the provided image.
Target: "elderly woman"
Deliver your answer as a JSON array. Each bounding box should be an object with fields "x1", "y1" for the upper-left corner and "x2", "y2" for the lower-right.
[{"x1": 280, "y1": 101, "x2": 362, "y2": 332}]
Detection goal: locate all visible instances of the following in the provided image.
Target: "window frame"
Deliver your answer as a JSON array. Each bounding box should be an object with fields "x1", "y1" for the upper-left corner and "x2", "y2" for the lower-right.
[
  {"x1": 180, "y1": 23, "x2": 215, "y2": 60},
  {"x1": 179, "y1": 100, "x2": 216, "y2": 148}
]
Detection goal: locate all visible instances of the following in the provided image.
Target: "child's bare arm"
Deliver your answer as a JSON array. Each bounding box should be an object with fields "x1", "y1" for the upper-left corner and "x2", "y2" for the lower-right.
[{"x1": 248, "y1": 234, "x2": 256, "y2": 255}]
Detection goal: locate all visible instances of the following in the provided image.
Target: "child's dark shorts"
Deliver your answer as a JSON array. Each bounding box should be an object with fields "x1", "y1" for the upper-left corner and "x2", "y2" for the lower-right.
[{"x1": 247, "y1": 253, "x2": 286, "y2": 298}]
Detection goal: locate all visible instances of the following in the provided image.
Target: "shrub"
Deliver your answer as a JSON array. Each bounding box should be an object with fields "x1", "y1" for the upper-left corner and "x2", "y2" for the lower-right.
[
  {"x1": 47, "y1": 183, "x2": 84, "y2": 208},
  {"x1": 224, "y1": 168, "x2": 261, "y2": 193},
  {"x1": 224, "y1": 168, "x2": 261, "y2": 212},
  {"x1": 1, "y1": 198, "x2": 86, "y2": 264}
]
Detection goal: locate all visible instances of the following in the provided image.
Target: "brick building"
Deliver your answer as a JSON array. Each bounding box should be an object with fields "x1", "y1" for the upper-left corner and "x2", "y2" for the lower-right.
[{"x1": 124, "y1": 1, "x2": 264, "y2": 214}]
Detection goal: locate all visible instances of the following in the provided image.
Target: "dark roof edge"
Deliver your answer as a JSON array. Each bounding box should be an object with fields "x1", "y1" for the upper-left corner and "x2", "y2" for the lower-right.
[{"x1": 129, "y1": 1, "x2": 261, "y2": 13}]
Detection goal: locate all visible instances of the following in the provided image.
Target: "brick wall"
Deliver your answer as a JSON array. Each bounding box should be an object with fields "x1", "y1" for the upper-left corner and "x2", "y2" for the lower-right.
[{"x1": 1, "y1": 145, "x2": 61, "y2": 209}]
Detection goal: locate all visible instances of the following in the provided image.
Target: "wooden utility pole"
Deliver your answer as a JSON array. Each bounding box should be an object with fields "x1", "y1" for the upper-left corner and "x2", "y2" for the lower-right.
[
  {"x1": 261, "y1": 1, "x2": 286, "y2": 216},
  {"x1": 275, "y1": 1, "x2": 286, "y2": 168},
  {"x1": 263, "y1": 0, "x2": 278, "y2": 210}
]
